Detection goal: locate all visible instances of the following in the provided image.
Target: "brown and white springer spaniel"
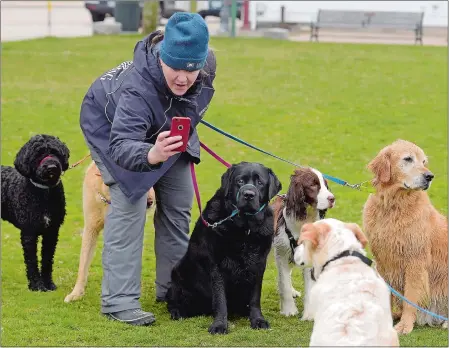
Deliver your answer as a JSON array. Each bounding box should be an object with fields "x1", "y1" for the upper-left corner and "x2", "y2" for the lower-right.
[{"x1": 271, "y1": 167, "x2": 335, "y2": 317}]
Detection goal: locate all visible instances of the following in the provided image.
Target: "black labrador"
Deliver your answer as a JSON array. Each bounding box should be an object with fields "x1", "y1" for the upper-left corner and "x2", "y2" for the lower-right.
[{"x1": 166, "y1": 161, "x2": 282, "y2": 334}]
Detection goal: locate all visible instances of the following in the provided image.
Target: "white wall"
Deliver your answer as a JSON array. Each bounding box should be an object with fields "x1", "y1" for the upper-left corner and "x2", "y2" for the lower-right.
[
  {"x1": 250, "y1": 1, "x2": 448, "y2": 28},
  {"x1": 172, "y1": 1, "x2": 212, "y2": 12}
]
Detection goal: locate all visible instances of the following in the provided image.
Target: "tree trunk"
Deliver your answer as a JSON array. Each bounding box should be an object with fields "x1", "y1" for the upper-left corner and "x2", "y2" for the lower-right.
[
  {"x1": 190, "y1": 1, "x2": 197, "y2": 13},
  {"x1": 142, "y1": 0, "x2": 160, "y2": 35}
]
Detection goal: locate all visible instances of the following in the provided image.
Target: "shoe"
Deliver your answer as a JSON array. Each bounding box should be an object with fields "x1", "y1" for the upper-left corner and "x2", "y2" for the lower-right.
[{"x1": 104, "y1": 308, "x2": 156, "y2": 326}]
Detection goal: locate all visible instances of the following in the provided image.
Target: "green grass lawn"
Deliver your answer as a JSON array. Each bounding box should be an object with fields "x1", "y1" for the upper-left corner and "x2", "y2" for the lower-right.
[{"x1": 1, "y1": 35, "x2": 447, "y2": 347}]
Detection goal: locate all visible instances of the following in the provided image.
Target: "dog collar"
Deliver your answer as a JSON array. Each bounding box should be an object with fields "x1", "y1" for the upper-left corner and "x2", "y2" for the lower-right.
[
  {"x1": 311, "y1": 250, "x2": 373, "y2": 281},
  {"x1": 29, "y1": 178, "x2": 61, "y2": 189},
  {"x1": 202, "y1": 186, "x2": 268, "y2": 229}
]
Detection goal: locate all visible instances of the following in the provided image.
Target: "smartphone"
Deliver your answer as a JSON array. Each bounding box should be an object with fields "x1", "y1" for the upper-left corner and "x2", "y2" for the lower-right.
[{"x1": 169, "y1": 117, "x2": 191, "y2": 152}]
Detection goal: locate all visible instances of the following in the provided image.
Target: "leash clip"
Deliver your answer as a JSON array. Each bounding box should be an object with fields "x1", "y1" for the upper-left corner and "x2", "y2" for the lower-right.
[
  {"x1": 345, "y1": 182, "x2": 362, "y2": 190},
  {"x1": 345, "y1": 180, "x2": 373, "y2": 192}
]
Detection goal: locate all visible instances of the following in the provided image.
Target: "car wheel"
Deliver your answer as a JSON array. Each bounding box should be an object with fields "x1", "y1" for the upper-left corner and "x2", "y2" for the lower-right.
[{"x1": 91, "y1": 12, "x2": 105, "y2": 22}]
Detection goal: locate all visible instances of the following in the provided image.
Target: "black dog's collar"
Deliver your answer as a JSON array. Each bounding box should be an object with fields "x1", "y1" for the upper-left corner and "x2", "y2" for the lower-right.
[
  {"x1": 311, "y1": 250, "x2": 372, "y2": 281},
  {"x1": 29, "y1": 178, "x2": 61, "y2": 189}
]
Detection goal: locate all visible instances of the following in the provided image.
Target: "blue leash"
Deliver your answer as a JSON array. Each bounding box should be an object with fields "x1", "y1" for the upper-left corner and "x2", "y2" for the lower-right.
[
  {"x1": 200, "y1": 120, "x2": 372, "y2": 192},
  {"x1": 386, "y1": 283, "x2": 448, "y2": 322},
  {"x1": 200, "y1": 120, "x2": 447, "y2": 322}
]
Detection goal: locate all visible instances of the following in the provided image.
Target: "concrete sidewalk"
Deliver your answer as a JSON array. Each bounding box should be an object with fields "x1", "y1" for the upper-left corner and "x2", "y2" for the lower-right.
[
  {"x1": 287, "y1": 26, "x2": 448, "y2": 47},
  {"x1": 235, "y1": 24, "x2": 448, "y2": 47}
]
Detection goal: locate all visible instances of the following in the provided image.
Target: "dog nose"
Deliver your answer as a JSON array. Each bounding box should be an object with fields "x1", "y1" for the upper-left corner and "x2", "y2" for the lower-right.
[
  {"x1": 424, "y1": 171, "x2": 434, "y2": 182},
  {"x1": 328, "y1": 196, "x2": 335, "y2": 205},
  {"x1": 243, "y1": 190, "x2": 255, "y2": 201}
]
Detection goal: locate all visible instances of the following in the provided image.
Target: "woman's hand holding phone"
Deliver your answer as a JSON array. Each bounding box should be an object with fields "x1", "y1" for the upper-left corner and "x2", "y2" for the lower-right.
[{"x1": 147, "y1": 131, "x2": 183, "y2": 165}]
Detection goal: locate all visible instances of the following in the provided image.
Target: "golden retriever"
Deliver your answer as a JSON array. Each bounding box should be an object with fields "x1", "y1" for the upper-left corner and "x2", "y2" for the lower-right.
[
  {"x1": 64, "y1": 161, "x2": 155, "y2": 303},
  {"x1": 363, "y1": 139, "x2": 448, "y2": 334}
]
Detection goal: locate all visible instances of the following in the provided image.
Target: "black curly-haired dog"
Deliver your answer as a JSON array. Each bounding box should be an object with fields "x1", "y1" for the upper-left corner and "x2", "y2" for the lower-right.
[{"x1": 1, "y1": 134, "x2": 70, "y2": 291}]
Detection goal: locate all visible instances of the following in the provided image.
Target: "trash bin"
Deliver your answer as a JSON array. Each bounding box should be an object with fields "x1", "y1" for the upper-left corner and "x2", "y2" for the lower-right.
[{"x1": 115, "y1": 1, "x2": 141, "y2": 32}]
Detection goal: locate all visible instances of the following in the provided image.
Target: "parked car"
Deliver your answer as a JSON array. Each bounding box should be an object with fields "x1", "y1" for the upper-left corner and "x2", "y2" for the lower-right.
[
  {"x1": 197, "y1": 0, "x2": 243, "y2": 20},
  {"x1": 84, "y1": 1, "x2": 182, "y2": 22}
]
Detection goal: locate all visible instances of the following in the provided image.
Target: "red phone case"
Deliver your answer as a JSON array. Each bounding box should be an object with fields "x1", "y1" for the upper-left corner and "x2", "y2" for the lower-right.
[{"x1": 170, "y1": 117, "x2": 191, "y2": 152}]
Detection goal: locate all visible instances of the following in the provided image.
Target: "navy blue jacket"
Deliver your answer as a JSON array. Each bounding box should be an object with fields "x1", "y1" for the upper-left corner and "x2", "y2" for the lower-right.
[{"x1": 80, "y1": 31, "x2": 216, "y2": 204}]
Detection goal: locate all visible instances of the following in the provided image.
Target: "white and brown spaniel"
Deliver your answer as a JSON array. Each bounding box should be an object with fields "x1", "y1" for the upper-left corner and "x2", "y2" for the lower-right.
[
  {"x1": 271, "y1": 167, "x2": 335, "y2": 317},
  {"x1": 293, "y1": 219, "x2": 398, "y2": 346}
]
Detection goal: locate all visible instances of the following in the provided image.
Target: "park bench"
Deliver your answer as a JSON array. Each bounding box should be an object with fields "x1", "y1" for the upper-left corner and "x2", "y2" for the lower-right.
[{"x1": 310, "y1": 9, "x2": 424, "y2": 44}]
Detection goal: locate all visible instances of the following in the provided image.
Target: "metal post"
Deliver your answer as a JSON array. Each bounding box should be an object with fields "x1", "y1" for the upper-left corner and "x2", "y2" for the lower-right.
[
  {"x1": 230, "y1": 0, "x2": 237, "y2": 37},
  {"x1": 241, "y1": 0, "x2": 250, "y2": 30},
  {"x1": 47, "y1": 1, "x2": 52, "y2": 37},
  {"x1": 281, "y1": 5, "x2": 285, "y2": 24}
]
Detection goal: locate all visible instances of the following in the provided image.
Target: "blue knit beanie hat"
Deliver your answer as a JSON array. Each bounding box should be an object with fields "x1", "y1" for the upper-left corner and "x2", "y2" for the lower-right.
[{"x1": 160, "y1": 12, "x2": 209, "y2": 72}]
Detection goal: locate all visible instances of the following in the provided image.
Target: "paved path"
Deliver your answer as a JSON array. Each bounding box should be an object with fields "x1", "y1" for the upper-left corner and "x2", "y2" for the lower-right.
[
  {"x1": 1, "y1": 1, "x2": 447, "y2": 47},
  {"x1": 287, "y1": 28, "x2": 448, "y2": 46}
]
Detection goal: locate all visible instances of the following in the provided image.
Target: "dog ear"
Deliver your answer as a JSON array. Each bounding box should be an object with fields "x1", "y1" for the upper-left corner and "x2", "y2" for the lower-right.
[
  {"x1": 368, "y1": 150, "x2": 391, "y2": 185},
  {"x1": 299, "y1": 221, "x2": 331, "y2": 248},
  {"x1": 267, "y1": 168, "x2": 282, "y2": 201},
  {"x1": 47, "y1": 136, "x2": 70, "y2": 171},
  {"x1": 13, "y1": 142, "x2": 33, "y2": 177},
  {"x1": 299, "y1": 223, "x2": 319, "y2": 247},
  {"x1": 344, "y1": 223, "x2": 368, "y2": 248},
  {"x1": 287, "y1": 172, "x2": 306, "y2": 219},
  {"x1": 221, "y1": 165, "x2": 235, "y2": 197}
]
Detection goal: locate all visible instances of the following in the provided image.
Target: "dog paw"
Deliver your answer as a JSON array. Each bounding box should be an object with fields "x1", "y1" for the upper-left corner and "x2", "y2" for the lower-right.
[
  {"x1": 291, "y1": 288, "x2": 301, "y2": 298},
  {"x1": 280, "y1": 302, "x2": 299, "y2": 316},
  {"x1": 29, "y1": 279, "x2": 47, "y2": 292},
  {"x1": 64, "y1": 290, "x2": 84, "y2": 303},
  {"x1": 43, "y1": 281, "x2": 57, "y2": 291},
  {"x1": 169, "y1": 308, "x2": 183, "y2": 321},
  {"x1": 301, "y1": 311, "x2": 314, "y2": 321},
  {"x1": 208, "y1": 321, "x2": 228, "y2": 335},
  {"x1": 250, "y1": 317, "x2": 270, "y2": 330},
  {"x1": 394, "y1": 320, "x2": 414, "y2": 335},
  {"x1": 442, "y1": 321, "x2": 447, "y2": 329}
]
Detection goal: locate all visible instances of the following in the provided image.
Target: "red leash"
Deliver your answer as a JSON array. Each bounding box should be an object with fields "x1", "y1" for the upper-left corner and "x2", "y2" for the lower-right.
[
  {"x1": 199, "y1": 142, "x2": 231, "y2": 168},
  {"x1": 191, "y1": 142, "x2": 232, "y2": 228}
]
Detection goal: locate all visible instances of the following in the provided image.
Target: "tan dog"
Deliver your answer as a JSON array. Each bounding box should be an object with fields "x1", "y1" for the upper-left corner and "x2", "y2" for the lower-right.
[
  {"x1": 363, "y1": 139, "x2": 448, "y2": 334},
  {"x1": 64, "y1": 161, "x2": 155, "y2": 303}
]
